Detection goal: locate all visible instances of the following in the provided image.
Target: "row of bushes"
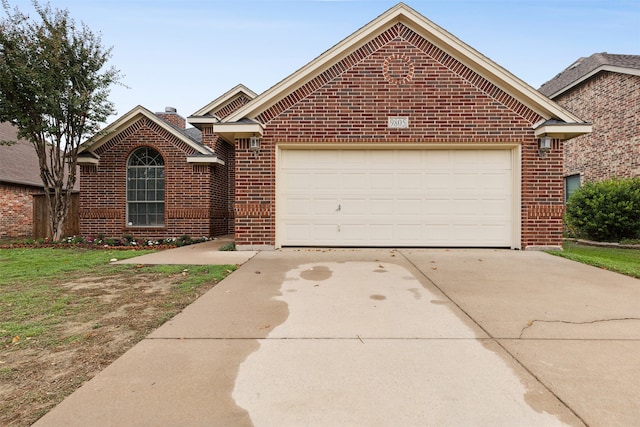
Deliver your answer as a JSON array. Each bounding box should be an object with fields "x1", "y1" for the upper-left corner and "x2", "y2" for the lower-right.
[
  {"x1": 5, "y1": 234, "x2": 209, "y2": 248},
  {"x1": 565, "y1": 177, "x2": 640, "y2": 242}
]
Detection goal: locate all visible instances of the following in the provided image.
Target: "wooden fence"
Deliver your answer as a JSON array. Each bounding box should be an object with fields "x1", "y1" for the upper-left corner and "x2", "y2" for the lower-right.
[{"x1": 32, "y1": 193, "x2": 80, "y2": 239}]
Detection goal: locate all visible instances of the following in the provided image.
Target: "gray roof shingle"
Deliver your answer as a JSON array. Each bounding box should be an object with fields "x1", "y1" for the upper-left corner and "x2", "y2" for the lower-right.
[
  {"x1": 539, "y1": 52, "x2": 640, "y2": 97},
  {"x1": 0, "y1": 122, "x2": 80, "y2": 190},
  {"x1": 0, "y1": 122, "x2": 43, "y2": 188}
]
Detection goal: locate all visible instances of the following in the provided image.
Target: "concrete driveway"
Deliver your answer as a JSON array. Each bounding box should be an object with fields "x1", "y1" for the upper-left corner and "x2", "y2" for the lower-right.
[{"x1": 35, "y1": 248, "x2": 640, "y2": 426}]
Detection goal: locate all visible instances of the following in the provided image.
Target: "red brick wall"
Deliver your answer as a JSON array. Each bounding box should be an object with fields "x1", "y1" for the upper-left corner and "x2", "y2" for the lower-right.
[
  {"x1": 201, "y1": 128, "x2": 235, "y2": 235},
  {"x1": 0, "y1": 182, "x2": 38, "y2": 238},
  {"x1": 80, "y1": 118, "x2": 220, "y2": 239},
  {"x1": 555, "y1": 72, "x2": 640, "y2": 181},
  {"x1": 233, "y1": 23, "x2": 564, "y2": 249}
]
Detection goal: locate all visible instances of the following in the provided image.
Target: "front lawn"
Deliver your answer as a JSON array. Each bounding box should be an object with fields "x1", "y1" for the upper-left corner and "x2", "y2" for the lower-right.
[
  {"x1": 549, "y1": 241, "x2": 640, "y2": 279},
  {"x1": 0, "y1": 247, "x2": 236, "y2": 426}
]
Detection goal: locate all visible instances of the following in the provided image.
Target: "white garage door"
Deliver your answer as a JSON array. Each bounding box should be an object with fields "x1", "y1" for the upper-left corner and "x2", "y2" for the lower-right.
[{"x1": 278, "y1": 149, "x2": 515, "y2": 247}]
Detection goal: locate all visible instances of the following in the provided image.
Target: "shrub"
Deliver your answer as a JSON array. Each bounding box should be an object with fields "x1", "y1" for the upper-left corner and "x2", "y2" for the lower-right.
[
  {"x1": 565, "y1": 177, "x2": 640, "y2": 242},
  {"x1": 219, "y1": 242, "x2": 236, "y2": 251}
]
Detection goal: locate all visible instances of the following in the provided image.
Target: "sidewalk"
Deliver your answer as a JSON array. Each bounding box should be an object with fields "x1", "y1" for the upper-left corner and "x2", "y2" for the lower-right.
[{"x1": 112, "y1": 235, "x2": 256, "y2": 266}]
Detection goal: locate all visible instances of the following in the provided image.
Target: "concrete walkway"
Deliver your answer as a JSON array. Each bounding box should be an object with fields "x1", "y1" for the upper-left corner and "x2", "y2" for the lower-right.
[{"x1": 35, "y1": 248, "x2": 640, "y2": 426}]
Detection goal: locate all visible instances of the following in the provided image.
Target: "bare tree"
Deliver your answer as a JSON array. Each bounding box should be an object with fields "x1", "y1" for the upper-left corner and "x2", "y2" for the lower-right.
[{"x1": 0, "y1": 0, "x2": 121, "y2": 239}]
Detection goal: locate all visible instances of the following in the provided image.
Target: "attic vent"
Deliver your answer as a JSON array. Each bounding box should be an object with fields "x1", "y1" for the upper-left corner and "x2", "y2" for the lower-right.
[{"x1": 165, "y1": 106, "x2": 177, "y2": 113}]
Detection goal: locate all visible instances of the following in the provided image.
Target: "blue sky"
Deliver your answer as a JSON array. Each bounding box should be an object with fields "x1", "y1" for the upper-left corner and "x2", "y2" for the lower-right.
[{"x1": 12, "y1": 0, "x2": 640, "y2": 123}]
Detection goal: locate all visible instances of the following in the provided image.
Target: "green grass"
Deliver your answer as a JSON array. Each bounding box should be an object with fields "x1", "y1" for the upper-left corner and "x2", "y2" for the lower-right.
[
  {"x1": 549, "y1": 241, "x2": 640, "y2": 279},
  {"x1": 0, "y1": 248, "x2": 236, "y2": 343},
  {"x1": 0, "y1": 247, "x2": 155, "y2": 286}
]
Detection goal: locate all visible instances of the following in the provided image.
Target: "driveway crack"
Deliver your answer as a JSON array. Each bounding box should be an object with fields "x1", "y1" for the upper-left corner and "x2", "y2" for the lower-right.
[{"x1": 519, "y1": 317, "x2": 640, "y2": 338}]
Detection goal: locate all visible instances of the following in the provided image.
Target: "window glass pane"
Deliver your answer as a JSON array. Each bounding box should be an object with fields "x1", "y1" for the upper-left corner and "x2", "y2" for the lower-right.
[
  {"x1": 565, "y1": 175, "x2": 581, "y2": 203},
  {"x1": 126, "y1": 147, "x2": 165, "y2": 226}
]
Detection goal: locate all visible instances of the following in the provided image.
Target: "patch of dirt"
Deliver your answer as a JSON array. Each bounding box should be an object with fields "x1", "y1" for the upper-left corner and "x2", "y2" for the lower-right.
[{"x1": 0, "y1": 270, "x2": 219, "y2": 427}]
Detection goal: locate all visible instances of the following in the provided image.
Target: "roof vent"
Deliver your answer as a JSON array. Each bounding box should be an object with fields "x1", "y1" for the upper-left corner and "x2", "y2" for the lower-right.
[{"x1": 165, "y1": 106, "x2": 177, "y2": 113}]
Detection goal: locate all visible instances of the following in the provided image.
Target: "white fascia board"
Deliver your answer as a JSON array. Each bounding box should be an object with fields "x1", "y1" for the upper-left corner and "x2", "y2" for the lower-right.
[
  {"x1": 212, "y1": 122, "x2": 265, "y2": 143},
  {"x1": 534, "y1": 123, "x2": 593, "y2": 140},
  {"x1": 186, "y1": 156, "x2": 225, "y2": 165},
  {"x1": 548, "y1": 65, "x2": 640, "y2": 99},
  {"x1": 187, "y1": 116, "x2": 220, "y2": 126},
  {"x1": 191, "y1": 84, "x2": 258, "y2": 117},
  {"x1": 76, "y1": 156, "x2": 100, "y2": 165}
]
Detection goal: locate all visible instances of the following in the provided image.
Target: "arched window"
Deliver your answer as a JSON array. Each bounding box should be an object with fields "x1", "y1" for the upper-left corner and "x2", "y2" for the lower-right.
[{"x1": 127, "y1": 147, "x2": 165, "y2": 227}]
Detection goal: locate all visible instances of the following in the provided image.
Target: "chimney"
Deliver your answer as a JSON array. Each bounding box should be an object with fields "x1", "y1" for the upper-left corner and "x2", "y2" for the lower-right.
[{"x1": 156, "y1": 106, "x2": 186, "y2": 129}]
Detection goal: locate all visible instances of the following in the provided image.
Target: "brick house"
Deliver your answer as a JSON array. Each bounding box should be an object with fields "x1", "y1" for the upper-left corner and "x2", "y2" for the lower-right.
[
  {"x1": 77, "y1": 85, "x2": 256, "y2": 239},
  {"x1": 0, "y1": 122, "x2": 81, "y2": 239},
  {"x1": 79, "y1": 3, "x2": 591, "y2": 250},
  {"x1": 539, "y1": 52, "x2": 640, "y2": 200},
  {"x1": 0, "y1": 122, "x2": 44, "y2": 238}
]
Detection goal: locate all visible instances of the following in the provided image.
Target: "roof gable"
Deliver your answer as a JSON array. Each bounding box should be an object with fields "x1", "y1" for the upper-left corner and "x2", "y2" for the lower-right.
[
  {"x1": 223, "y1": 3, "x2": 585, "y2": 127},
  {"x1": 189, "y1": 84, "x2": 257, "y2": 125},
  {"x1": 80, "y1": 105, "x2": 212, "y2": 156},
  {"x1": 539, "y1": 52, "x2": 640, "y2": 98}
]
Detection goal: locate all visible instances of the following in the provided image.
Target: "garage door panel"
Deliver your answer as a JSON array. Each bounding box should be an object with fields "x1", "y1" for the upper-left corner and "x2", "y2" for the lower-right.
[
  {"x1": 367, "y1": 225, "x2": 397, "y2": 243},
  {"x1": 313, "y1": 198, "x2": 341, "y2": 214},
  {"x1": 397, "y1": 199, "x2": 421, "y2": 215},
  {"x1": 286, "y1": 198, "x2": 311, "y2": 215},
  {"x1": 341, "y1": 224, "x2": 367, "y2": 241},
  {"x1": 285, "y1": 173, "x2": 311, "y2": 189},
  {"x1": 423, "y1": 199, "x2": 451, "y2": 215},
  {"x1": 369, "y1": 199, "x2": 395, "y2": 215},
  {"x1": 396, "y1": 173, "x2": 422, "y2": 190},
  {"x1": 341, "y1": 173, "x2": 366, "y2": 190},
  {"x1": 423, "y1": 151, "x2": 452, "y2": 169},
  {"x1": 481, "y1": 173, "x2": 510, "y2": 191},
  {"x1": 424, "y1": 173, "x2": 451, "y2": 191},
  {"x1": 279, "y1": 149, "x2": 514, "y2": 247},
  {"x1": 369, "y1": 173, "x2": 394, "y2": 191},
  {"x1": 314, "y1": 173, "x2": 339, "y2": 191}
]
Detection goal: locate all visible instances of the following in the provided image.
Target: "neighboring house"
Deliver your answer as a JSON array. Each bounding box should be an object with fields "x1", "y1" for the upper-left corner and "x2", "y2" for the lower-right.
[
  {"x1": 539, "y1": 52, "x2": 640, "y2": 201},
  {"x1": 0, "y1": 122, "x2": 81, "y2": 239},
  {"x1": 79, "y1": 3, "x2": 591, "y2": 250},
  {"x1": 0, "y1": 122, "x2": 44, "y2": 238}
]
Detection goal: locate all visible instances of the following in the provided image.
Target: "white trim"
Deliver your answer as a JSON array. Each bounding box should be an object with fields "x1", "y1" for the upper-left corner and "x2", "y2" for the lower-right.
[
  {"x1": 547, "y1": 65, "x2": 640, "y2": 99},
  {"x1": 187, "y1": 116, "x2": 220, "y2": 125},
  {"x1": 534, "y1": 123, "x2": 592, "y2": 140},
  {"x1": 186, "y1": 156, "x2": 225, "y2": 165},
  {"x1": 512, "y1": 144, "x2": 522, "y2": 250},
  {"x1": 190, "y1": 84, "x2": 257, "y2": 118},
  {"x1": 77, "y1": 157, "x2": 99, "y2": 165},
  {"x1": 213, "y1": 122, "x2": 265, "y2": 143}
]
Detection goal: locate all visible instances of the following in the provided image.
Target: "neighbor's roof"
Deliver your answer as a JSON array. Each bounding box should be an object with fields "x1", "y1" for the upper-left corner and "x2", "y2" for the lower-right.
[
  {"x1": 539, "y1": 52, "x2": 640, "y2": 98},
  {"x1": 0, "y1": 122, "x2": 43, "y2": 188}
]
